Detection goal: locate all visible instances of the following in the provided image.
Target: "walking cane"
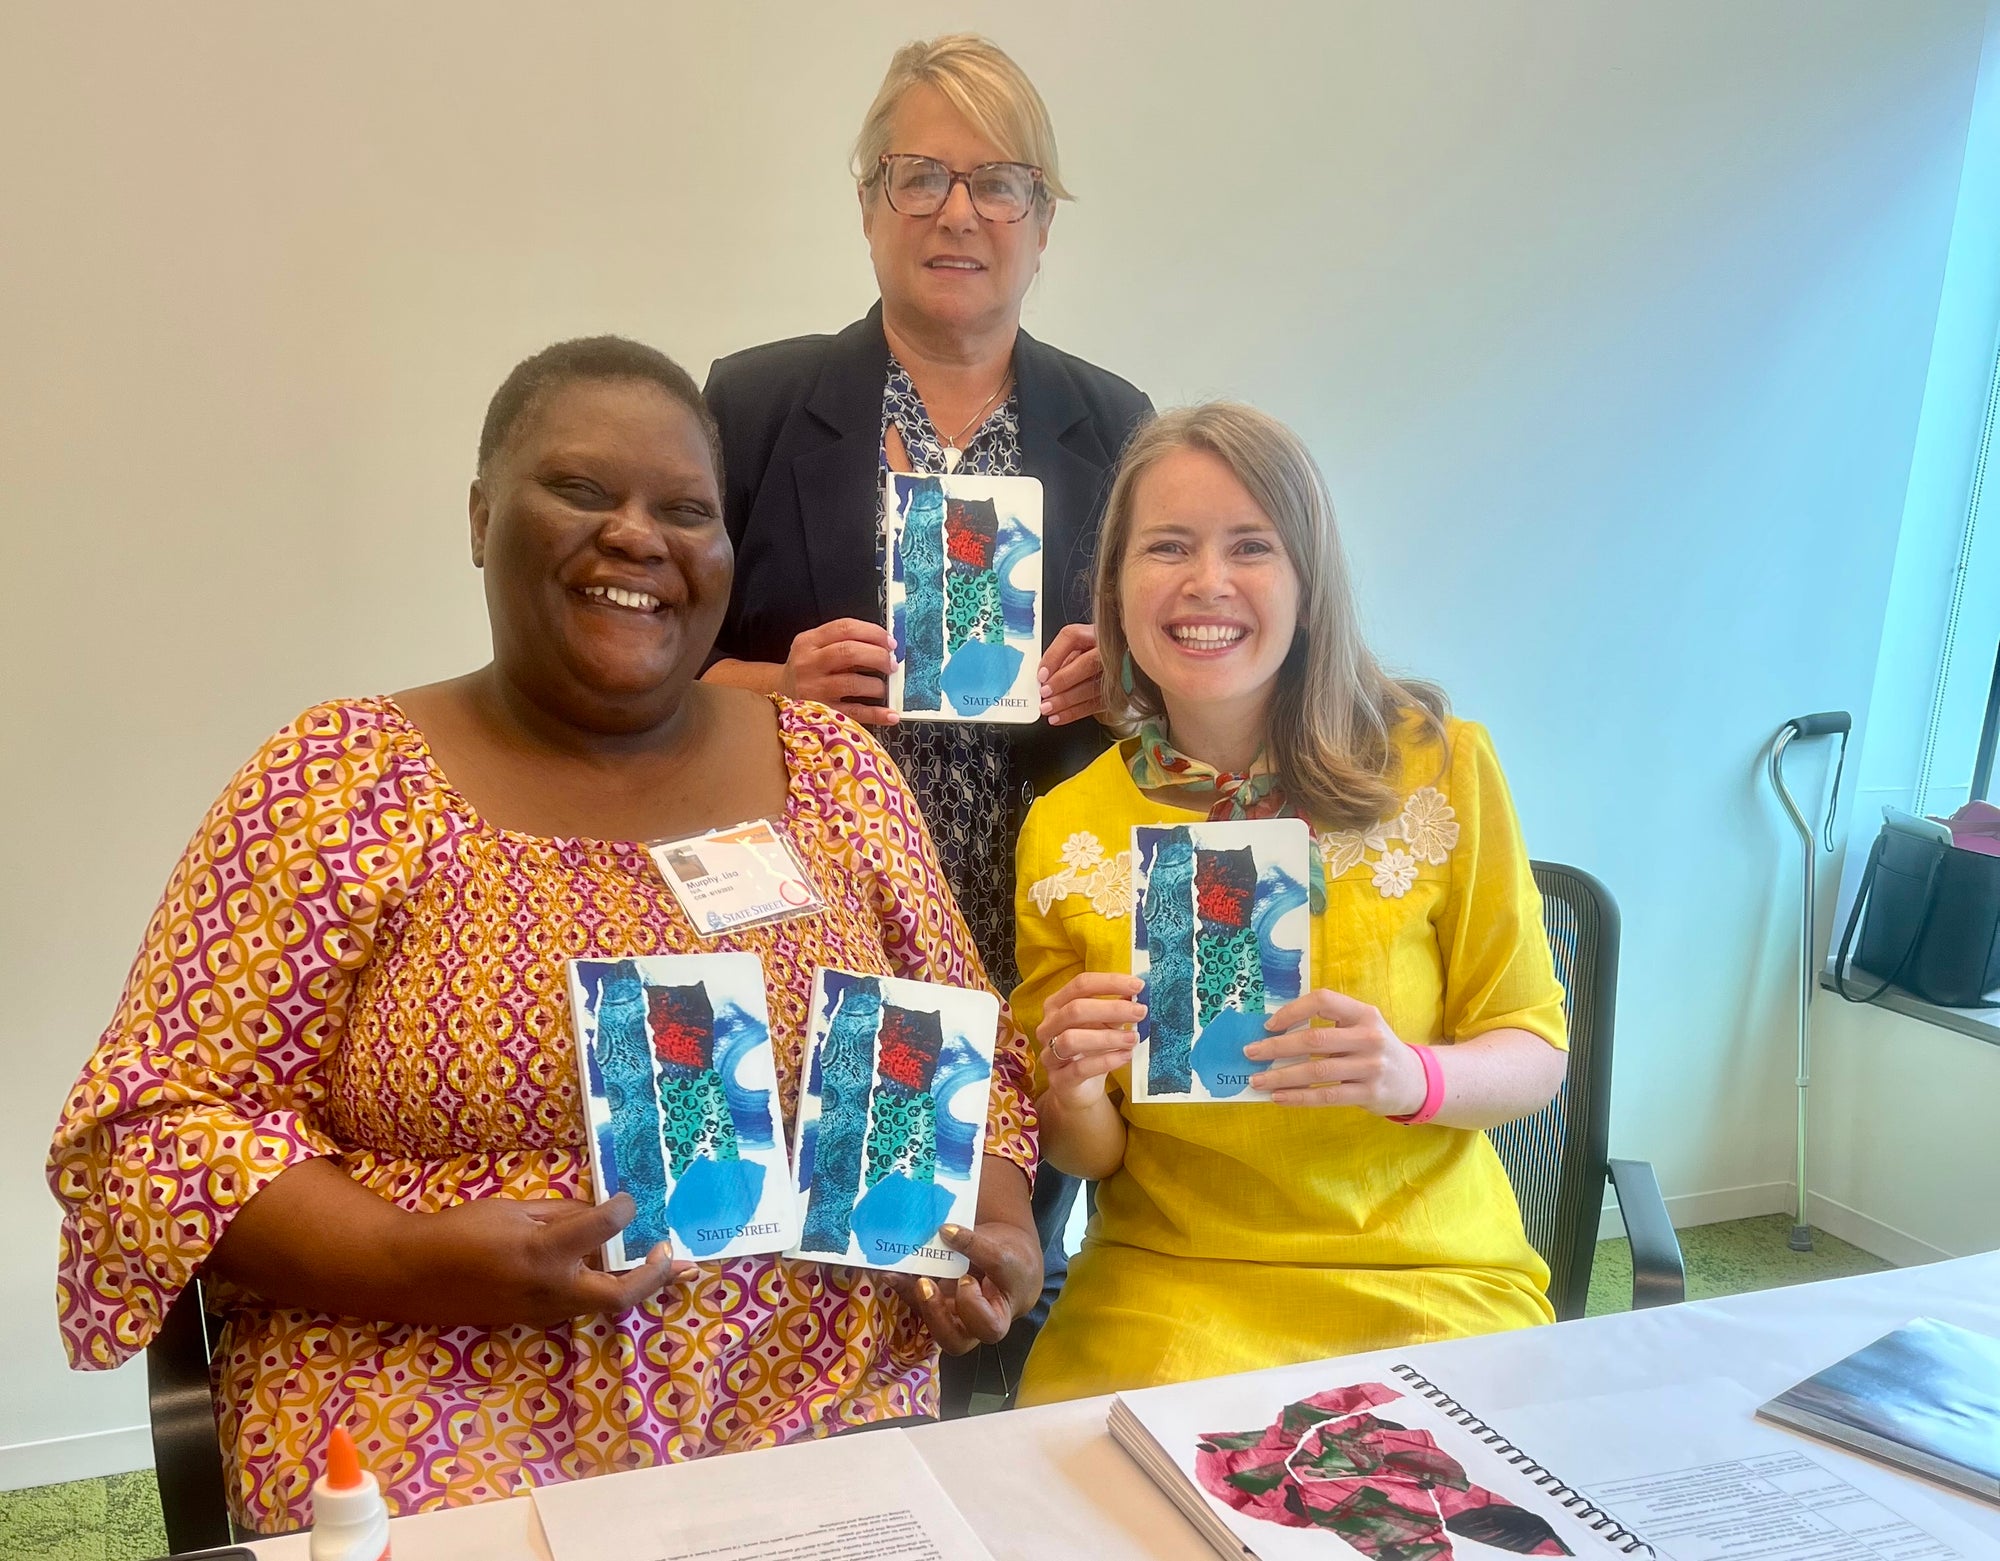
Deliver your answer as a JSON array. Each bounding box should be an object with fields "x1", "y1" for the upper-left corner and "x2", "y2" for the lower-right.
[{"x1": 1765, "y1": 711, "x2": 1851, "y2": 1253}]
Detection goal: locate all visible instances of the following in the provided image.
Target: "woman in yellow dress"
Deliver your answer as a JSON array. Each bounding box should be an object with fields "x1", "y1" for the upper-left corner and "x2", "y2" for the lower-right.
[{"x1": 1012, "y1": 403, "x2": 1569, "y2": 1404}]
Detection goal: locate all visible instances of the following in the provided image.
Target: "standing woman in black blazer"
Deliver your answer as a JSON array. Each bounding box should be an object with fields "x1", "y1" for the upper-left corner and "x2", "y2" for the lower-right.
[{"x1": 703, "y1": 34, "x2": 1151, "y2": 997}]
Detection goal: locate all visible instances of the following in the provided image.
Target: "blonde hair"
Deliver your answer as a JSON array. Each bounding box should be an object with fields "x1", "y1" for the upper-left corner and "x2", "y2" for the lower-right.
[
  {"x1": 1094, "y1": 403, "x2": 1449, "y2": 830},
  {"x1": 853, "y1": 34, "x2": 1071, "y2": 206}
]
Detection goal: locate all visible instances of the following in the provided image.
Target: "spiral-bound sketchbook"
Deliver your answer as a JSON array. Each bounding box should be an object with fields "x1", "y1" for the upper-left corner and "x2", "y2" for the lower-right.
[{"x1": 1110, "y1": 1360, "x2": 1654, "y2": 1560}]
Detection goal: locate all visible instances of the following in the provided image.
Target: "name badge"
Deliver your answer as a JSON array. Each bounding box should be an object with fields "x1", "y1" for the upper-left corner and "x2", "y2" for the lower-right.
[{"x1": 649, "y1": 819, "x2": 824, "y2": 936}]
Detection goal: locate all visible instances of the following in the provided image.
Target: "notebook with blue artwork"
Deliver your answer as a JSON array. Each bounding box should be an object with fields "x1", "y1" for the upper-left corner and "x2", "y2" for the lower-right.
[
  {"x1": 885, "y1": 472, "x2": 1043, "y2": 723},
  {"x1": 1130, "y1": 819, "x2": 1313, "y2": 1103},
  {"x1": 1756, "y1": 1317, "x2": 2000, "y2": 1503},
  {"x1": 787, "y1": 968, "x2": 999, "y2": 1278},
  {"x1": 567, "y1": 953, "x2": 798, "y2": 1268}
]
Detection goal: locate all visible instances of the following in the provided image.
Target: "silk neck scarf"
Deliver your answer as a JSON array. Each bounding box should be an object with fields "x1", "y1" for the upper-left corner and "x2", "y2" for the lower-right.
[
  {"x1": 1127, "y1": 721, "x2": 1326, "y2": 907},
  {"x1": 1128, "y1": 721, "x2": 1291, "y2": 820}
]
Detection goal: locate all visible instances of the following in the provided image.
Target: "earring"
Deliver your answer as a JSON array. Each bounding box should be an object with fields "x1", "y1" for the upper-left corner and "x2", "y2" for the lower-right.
[{"x1": 1120, "y1": 651, "x2": 1136, "y2": 695}]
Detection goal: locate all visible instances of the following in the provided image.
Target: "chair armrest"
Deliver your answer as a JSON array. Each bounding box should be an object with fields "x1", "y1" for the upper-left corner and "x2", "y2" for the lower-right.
[
  {"x1": 1607, "y1": 1158, "x2": 1685, "y2": 1309},
  {"x1": 146, "y1": 1282, "x2": 233, "y2": 1553}
]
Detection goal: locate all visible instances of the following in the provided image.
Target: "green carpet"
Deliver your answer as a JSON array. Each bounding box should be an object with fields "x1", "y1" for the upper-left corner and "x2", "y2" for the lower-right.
[
  {"x1": 1585, "y1": 1212, "x2": 1890, "y2": 1316},
  {"x1": 0, "y1": 1470, "x2": 167, "y2": 1561},
  {"x1": 0, "y1": 1215, "x2": 1900, "y2": 1561}
]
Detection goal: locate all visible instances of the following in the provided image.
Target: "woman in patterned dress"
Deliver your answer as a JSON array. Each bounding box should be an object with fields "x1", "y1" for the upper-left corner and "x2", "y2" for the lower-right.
[
  {"x1": 700, "y1": 34, "x2": 1151, "y2": 1347},
  {"x1": 1011, "y1": 405, "x2": 1571, "y2": 1405},
  {"x1": 48, "y1": 337, "x2": 1043, "y2": 1534}
]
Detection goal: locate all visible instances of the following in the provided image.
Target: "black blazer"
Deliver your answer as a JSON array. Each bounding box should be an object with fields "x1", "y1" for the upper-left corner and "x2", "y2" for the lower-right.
[{"x1": 704, "y1": 302, "x2": 1153, "y2": 795}]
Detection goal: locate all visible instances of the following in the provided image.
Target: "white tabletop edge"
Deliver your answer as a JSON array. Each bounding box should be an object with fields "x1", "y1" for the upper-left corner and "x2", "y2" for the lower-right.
[{"x1": 249, "y1": 1250, "x2": 2000, "y2": 1560}]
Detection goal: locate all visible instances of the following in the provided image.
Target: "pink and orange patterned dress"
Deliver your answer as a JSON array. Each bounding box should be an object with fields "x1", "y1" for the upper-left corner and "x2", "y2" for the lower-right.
[{"x1": 49, "y1": 695, "x2": 1037, "y2": 1534}]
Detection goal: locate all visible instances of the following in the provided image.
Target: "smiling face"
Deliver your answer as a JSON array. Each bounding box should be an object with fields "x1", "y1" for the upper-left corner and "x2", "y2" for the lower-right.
[
  {"x1": 861, "y1": 83, "x2": 1051, "y2": 345},
  {"x1": 1119, "y1": 447, "x2": 1302, "y2": 731},
  {"x1": 470, "y1": 377, "x2": 729, "y2": 733}
]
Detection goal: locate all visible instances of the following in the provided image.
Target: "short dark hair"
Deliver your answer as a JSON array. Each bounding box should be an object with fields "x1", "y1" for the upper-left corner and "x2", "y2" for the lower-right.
[{"x1": 477, "y1": 335, "x2": 724, "y2": 489}]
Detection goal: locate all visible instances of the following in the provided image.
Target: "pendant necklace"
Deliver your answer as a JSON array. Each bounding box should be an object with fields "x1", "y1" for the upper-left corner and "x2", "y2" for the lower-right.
[{"x1": 936, "y1": 374, "x2": 1012, "y2": 473}]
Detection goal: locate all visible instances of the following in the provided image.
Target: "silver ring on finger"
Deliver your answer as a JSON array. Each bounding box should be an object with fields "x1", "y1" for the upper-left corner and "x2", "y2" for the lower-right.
[{"x1": 1049, "y1": 1037, "x2": 1071, "y2": 1065}]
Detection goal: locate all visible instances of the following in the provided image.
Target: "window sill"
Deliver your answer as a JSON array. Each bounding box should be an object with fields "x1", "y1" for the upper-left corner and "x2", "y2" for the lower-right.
[{"x1": 1818, "y1": 964, "x2": 2000, "y2": 1046}]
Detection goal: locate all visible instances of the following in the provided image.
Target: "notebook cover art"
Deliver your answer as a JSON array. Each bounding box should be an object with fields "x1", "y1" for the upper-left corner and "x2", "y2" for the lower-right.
[
  {"x1": 787, "y1": 967, "x2": 999, "y2": 1277},
  {"x1": 1758, "y1": 1317, "x2": 2000, "y2": 1498},
  {"x1": 567, "y1": 953, "x2": 797, "y2": 1268},
  {"x1": 885, "y1": 472, "x2": 1043, "y2": 723},
  {"x1": 1130, "y1": 819, "x2": 1312, "y2": 1103}
]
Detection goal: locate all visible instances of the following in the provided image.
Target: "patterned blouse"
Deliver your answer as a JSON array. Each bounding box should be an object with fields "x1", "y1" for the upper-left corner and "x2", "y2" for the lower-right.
[
  {"x1": 879, "y1": 356, "x2": 1026, "y2": 993},
  {"x1": 48, "y1": 695, "x2": 1037, "y2": 1534}
]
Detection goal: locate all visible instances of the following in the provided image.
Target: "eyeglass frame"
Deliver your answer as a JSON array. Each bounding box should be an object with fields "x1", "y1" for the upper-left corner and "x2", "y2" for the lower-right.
[{"x1": 873, "y1": 153, "x2": 1046, "y2": 224}]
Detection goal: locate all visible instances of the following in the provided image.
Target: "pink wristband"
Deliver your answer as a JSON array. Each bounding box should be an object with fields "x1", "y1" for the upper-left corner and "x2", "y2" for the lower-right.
[{"x1": 1389, "y1": 1043, "x2": 1445, "y2": 1125}]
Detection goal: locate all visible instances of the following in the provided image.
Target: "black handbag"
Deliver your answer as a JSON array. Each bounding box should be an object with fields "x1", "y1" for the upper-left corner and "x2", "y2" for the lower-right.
[{"x1": 1835, "y1": 821, "x2": 2000, "y2": 1009}]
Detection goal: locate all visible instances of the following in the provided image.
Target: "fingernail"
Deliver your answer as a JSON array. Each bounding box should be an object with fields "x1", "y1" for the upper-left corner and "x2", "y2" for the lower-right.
[
  {"x1": 917, "y1": 1278, "x2": 938, "y2": 1301},
  {"x1": 940, "y1": 1223, "x2": 968, "y2": 1242}
]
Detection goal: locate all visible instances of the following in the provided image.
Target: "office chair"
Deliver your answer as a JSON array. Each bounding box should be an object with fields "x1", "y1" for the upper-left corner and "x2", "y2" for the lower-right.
[
  {"x1": 1489, "y1": 861, "x2": 1685, "y2": 1319},
  {"x1": 146, "y1": 1276, "x2": 232, "y2": 1554},
  {"x1": 934, "y1": 1170, "x2": 1078, "y2": 1417}
]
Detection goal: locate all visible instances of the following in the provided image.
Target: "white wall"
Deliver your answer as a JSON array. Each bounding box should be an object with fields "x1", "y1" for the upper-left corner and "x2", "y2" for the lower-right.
[
  {"x1": 0, "y1": 0, "x2": 1988, "y2": 1480},
  {"x1": 1810, "y1": 997, "x2": 2000, "y2": 1262}
]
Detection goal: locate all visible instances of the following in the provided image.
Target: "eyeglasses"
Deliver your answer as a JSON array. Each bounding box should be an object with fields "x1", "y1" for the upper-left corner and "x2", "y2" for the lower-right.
[{"x1": 876, "y1": 154, "x2": 1043, "y2": 223}]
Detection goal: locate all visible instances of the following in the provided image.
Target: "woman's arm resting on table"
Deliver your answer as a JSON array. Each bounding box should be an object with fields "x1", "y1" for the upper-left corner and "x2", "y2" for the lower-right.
[
  {"x1": 1032, "y1": 971, "x2": 1140, "y2": 1181},
  {"x1": 890, "y1": 1156, "x2": 1042, "y2": 1355},
  {"x1": 207, "y1": 1157, "x2": 693, "y2": 1329},
  {"x1": 1247, "y1": 988, "x2": 1564, "y2": 1130}
]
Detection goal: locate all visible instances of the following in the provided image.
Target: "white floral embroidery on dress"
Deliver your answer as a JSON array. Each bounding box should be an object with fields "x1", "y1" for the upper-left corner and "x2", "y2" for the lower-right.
[
  {"x1": 1059, "y1": 832, "x2": 1104, "y2": 871},
  {"x1": 1397, "y1": 787, "x2": 1461, "y2": 865},
  {"x1": 1371, "y1": 848, "x2": 1419, "y2": 898},
  {"x1": 1314, "y1": 829, "x2": 1366, "y2": 878},
  {"x1": 1084, "y1": 851, "x2": 1133, "y2": 917},
  {"x1": 1315, "y1": 785, "x2": 1458, "y2": 897},
  {"x1": 1029, "y1": 830, "x2": 1135, "y2": 918}
]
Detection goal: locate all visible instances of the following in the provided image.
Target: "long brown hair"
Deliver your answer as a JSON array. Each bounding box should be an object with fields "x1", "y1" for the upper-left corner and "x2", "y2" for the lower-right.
[{"x1": 1093, "y1": 403, "x2": 1447, "y2": 830}]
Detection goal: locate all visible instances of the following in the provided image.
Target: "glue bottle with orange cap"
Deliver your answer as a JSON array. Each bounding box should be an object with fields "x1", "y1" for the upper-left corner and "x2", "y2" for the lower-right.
[{"x1": 310, "y1": 1424, "x2": 390, "y2": 1560}]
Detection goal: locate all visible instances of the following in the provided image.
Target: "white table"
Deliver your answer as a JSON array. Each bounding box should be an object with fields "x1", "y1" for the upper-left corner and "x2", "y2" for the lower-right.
[{"x1": 251, "y1": 1252, "x2": 2000, "y2": 1559}]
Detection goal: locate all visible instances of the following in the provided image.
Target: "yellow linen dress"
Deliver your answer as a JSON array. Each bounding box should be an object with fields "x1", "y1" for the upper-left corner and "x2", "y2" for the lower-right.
[{"x1": 1012, "y1": 716, "x2": 1566, "y2": 1405}]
